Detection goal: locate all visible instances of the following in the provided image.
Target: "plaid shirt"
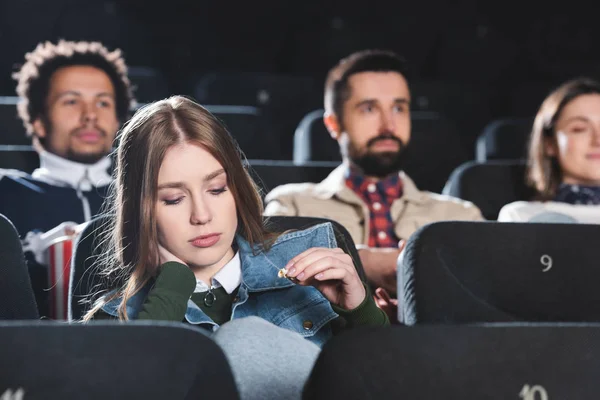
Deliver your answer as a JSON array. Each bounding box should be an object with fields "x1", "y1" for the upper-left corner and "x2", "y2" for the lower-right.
[{"x1": 345, "y1": 169, "x2": 403, "y2": 248}]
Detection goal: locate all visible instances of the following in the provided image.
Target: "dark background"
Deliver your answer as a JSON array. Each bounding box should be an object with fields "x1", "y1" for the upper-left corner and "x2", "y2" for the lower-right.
[{"x1": 1, "y1": 0, "x2": 598, "y2": 165}]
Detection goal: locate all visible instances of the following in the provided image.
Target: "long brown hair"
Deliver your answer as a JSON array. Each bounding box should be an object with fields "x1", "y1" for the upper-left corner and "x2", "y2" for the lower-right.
[
  {"x1": 527, "y1": 77, "x2": 600, "y2": 200},
  {"x1": 84, "y1": 96, "x2": 270, "y2": 320}
]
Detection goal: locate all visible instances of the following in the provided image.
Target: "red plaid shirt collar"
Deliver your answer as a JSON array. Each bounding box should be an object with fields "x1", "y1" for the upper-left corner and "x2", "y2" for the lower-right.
[
  {"x1": 344, "y1": 168, "x2": 404, "y2": 204},
  {"x1": 344, "y1": 167, "x2": 404, "y2": 248}
]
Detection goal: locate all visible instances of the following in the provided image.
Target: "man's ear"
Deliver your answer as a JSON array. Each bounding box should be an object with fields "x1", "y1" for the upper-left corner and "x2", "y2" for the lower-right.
[
  {"x1": 32, "y1": 118, "x2": 47, "y2": 139},
  {"x1": 323, "y1": 112, "x2": 341, "y2": 140}
]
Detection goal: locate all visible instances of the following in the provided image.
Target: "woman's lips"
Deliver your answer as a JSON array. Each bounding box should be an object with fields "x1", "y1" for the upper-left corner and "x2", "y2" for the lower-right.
[{"x1": 189, "y1": 233, "x2": 221, "y2": 248}]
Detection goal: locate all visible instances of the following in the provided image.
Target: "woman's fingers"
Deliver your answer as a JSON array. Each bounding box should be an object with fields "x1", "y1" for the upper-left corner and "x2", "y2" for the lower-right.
[
  {"x1": 292, "y1": 256, "x2": 349, "y2": 283},
  {"x1": 284, "y1": 248, "x2": 366, "y2": 311},
  {"x1": 311, "y1": 267, "x2": 348, "y2": 282},
  {"x1": 285, "y1": 247, "x2": 344, "y2": 270},
  {"x1": 285, "y1": 249, "x2": 353, "y2": 280}
]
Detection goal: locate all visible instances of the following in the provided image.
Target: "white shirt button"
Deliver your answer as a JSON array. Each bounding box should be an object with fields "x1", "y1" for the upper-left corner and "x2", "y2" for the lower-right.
[
  {"x1": 378, "y1": 231, "x2": 387, "y2": 240},
  {"x1": 373, "y1": 202, "x2": 382, "y2": 210},
  {"x1": 367, "y1": 184, "x2": 376, "y2": 193}
]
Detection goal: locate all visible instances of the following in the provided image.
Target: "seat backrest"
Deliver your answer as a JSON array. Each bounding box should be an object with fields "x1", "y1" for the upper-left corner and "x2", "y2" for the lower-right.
[
  {"x1": 194, "y1": 72, "x2": 321, "y2": 160},
  {"x1": 403, "y1": 113, "x2": 470, "y2": 193},
  {"x1": 294, "y1": 109, "x2": 469, "y2": 193},
  {"x1": 293, "y1": 109, "x2": 340, "y2": 164},
  {"x1": 410, "y1": 81, "x2": 492, "y2": 148},
  {"x1": 443, "y1": 160, "x2": 534, "y2": 220},
  {"x1": 206, "y1": 105, "x2": 268, "y2": 159},
  {"x1": 0, "y1": 214, "x2": 39, "y2": 319},
  {"x1": 304, "y1": 324, "x2": 600, "y2": 399},
  {"x1": 194, "y1": 72, "x2": 320, "y2": 109},
  {"x1": 398, "y1": 221, "x2": 600, "y2": 325},
  {"x1": 0, "y1": 321, "x2": 239, "y2": 400},
  {"x1": 475, "y1": 118, "x2": 533, "y2": 161},
  {"x1": 69, "y1": 215, "x2": 366, "y2": 320},
  {"x1": 69, "y1": 215, "x2": 113, "y2": 321},
  {"x1": 0, "y1": 146, "x2": 40, "y2": 173},
  {"x1": 0, "y1": 97, "x2": 28, "y2": 146},
  {"x1": 132, "y1": 104, "x2": 264, "y2": 157},
  {"x1": 247, "y1": 160, "x2": 337, "y2": 195},
  {"x1": 127, "y1": 66, "x2": 170, "y2": 103}
]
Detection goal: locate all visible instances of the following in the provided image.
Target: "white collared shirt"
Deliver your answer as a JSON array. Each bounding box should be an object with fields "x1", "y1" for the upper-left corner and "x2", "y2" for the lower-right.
[
  {"x1": 194, "y1": 252, "x2": 242, "y2": 294},
  {"x1": 32, "y1": 151, "x2": 112, "y2": 190}
]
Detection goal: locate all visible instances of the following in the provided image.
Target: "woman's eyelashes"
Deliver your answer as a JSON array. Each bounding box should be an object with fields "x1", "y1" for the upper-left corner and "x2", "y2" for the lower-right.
[
  {"x1": 163, "y1": 197, "x2": 184, "y2": 206},
  {"x1": 209, "y1": 186, "x2": 228, "y2": 196},
  {"x1": 160, "y1": 186, "x2": 227, "y2": 205}
]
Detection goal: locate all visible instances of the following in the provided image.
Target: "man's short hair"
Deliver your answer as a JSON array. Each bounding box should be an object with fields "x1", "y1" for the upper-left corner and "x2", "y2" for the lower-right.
[
  {"x1": 324, "y1": 49, "x2": 409, "y2": 120},
  {"x1": 13, "y1": 40, "x2": 136, "y2": 136}
]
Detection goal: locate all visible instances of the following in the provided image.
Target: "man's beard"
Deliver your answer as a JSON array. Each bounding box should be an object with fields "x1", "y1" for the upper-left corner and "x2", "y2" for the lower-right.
[
  {"x1": 41, "y1": 119, "x2": 111, "y2": 164},
  {"x1": 343, "y1": 133, "x2": 408, "y2": 178}
]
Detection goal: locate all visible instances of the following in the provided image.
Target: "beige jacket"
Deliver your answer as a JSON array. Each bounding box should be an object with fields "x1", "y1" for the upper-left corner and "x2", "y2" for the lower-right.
[{"x1": 264, "y1": 165, "x2": 484, "y2": 245}]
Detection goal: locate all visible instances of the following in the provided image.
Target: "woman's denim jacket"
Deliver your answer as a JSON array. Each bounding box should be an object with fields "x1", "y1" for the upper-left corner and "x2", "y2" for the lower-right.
[{"x1": 101, "y1": 222, "x2": 340, "y2": 346}]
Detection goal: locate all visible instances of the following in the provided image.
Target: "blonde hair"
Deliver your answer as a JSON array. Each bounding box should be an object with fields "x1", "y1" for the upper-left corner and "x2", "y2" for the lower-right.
[{"x1": 84, "y1": 96, "x2": 271, "y2": 320}]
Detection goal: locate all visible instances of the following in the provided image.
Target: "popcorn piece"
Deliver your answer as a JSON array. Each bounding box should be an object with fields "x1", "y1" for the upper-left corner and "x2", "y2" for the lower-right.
[
  {"x1": 278, "y1": 267, "x2": 298, "y2": 282},
  {"x1": 278, "y1": 268, "x2": 289, "y2": 279}
]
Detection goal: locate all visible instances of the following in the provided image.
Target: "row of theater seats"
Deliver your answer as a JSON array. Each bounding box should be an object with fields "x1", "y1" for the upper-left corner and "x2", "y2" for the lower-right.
[
  {"x1": 2, "y1": 209, "x2": 599, "y2": 398},
  {"x1": 0, "y1": 72, "x2": 546, "y2": 160},
  {"x1": 0, "y1": 146, "x2": 336, "y2": 193},
  {"x1": 3, "y1": 321, "x2": 600, "y2": 399},
  {"x1": 0, "y1": 99, "x2": 532, "y2": 161},
  {"x1": 293, "y1": 111, "x2": 534, "y2": 163},
  {"x1": 66, "y1": 216, "x2": 599, "y2": 324},
  {"x1": 0, "y1": 96, "x2": 270, "y2": 156},
  {"x1": 0, "y1": 108, "x2": 531, "y2": 197},
  {"x1": 5, "y1": 184, "x2": 590, "y2": 325},
  {"x1": 0, "y1": 145, "x2": 531, "y2": 220},
  {"x1": 293, "y1": 110, "x2": 470, "y2": 193}
]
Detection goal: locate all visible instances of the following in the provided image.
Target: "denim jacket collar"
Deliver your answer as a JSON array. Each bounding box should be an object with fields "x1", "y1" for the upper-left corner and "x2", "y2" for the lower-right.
[{"x1": 238, "y1": 222, "x2": 336, "y2": 292}]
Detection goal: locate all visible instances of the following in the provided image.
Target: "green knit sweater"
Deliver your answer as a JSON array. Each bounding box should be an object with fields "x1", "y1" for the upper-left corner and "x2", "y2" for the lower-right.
[{"x1": 136, "y1": 262, "x2": 389, "y2": 332}]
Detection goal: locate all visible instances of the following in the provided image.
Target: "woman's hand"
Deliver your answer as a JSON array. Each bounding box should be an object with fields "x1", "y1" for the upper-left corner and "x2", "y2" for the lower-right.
[
  {"x1": 283, "y1": 247, "x2": 366, "y2": 310},
  {"x1": 157, "y1": 244, "x2": 187, "y2": 266}
]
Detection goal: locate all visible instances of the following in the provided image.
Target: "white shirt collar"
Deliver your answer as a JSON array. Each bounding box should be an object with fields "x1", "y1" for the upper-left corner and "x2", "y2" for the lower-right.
[
  {"x1": 31, "y1": 151, "x2": 112, "y2": 190},
  {"x1": 194, "y1": 251, "x2": 242, "y2": 294}
]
